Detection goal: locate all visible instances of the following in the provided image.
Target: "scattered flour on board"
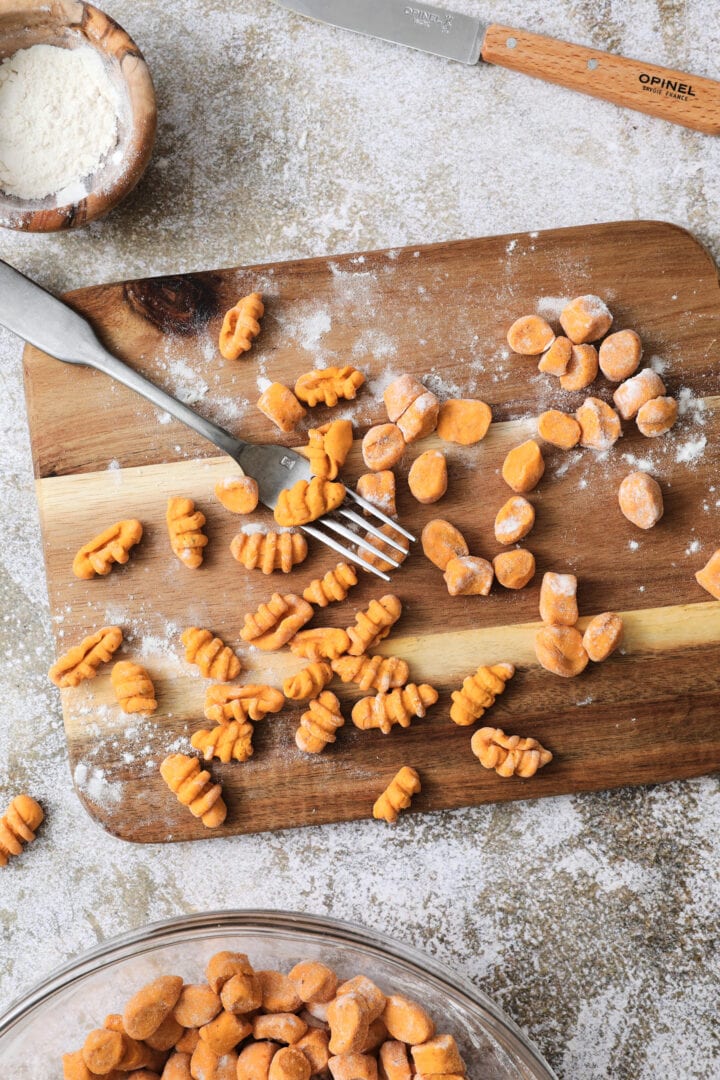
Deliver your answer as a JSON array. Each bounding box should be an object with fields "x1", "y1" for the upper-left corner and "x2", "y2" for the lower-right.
[
  {"x1": 537, "y1": 296, "x2": 571, "y2": 321},
  {"x1": 73, "y1": 763, "x2": 122, "y2": 807},
  {"x1": 677, "y1": 386, "x2": 706, "y2": 424},
  {"x1": 675, "y1": 436, "x2": 707, "y2": 464},
  {"x1": 648, "y1": 355, "x2": 668, "y2": 375},
  {"x1": 166, "y1": 358, "x2": 209, "y2": 404}
]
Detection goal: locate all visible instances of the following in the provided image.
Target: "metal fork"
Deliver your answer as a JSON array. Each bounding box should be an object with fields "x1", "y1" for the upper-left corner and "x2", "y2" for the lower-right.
[{"x1": 0, "y1": 259, "x2": 414, "y2": 580}]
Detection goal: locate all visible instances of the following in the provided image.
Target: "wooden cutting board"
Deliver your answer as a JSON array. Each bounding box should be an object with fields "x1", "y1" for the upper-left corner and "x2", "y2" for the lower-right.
[{"x1": 23, "y1": 220, "x2": 720, "y2": 843}]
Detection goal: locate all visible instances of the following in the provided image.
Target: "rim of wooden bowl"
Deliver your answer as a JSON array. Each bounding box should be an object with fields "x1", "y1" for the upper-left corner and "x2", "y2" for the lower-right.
[{"x1": 0, "y1": 0, "x2": 157, "y2": 232}]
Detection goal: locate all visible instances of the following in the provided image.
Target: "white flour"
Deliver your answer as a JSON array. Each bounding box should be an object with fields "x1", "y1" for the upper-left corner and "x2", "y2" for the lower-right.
[{"x1": 0, "y1": 44, "x2": 120, "y2": 200}]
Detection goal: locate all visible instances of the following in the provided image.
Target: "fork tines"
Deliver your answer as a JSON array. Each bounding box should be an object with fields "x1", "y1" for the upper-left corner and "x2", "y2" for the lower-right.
[{"x1": 302, "y1": 488, "x2": 415, "y2": 581}]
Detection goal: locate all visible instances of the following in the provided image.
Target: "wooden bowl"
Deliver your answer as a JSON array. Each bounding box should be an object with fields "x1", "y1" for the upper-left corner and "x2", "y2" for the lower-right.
[{"x1": 0, "y1": 0, "x2": 156, "y2": 231}]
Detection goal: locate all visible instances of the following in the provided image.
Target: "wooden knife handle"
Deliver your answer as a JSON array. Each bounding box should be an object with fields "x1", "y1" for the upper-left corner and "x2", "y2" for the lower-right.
[{"x1": 481, "y1": 24, "x2": 720, "y2": 135}]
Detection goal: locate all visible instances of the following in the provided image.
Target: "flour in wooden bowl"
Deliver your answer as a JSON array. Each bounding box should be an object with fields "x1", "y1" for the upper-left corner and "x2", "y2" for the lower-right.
[{"x1": 0, "y1": 44, "x2": 121, "y2": 201}]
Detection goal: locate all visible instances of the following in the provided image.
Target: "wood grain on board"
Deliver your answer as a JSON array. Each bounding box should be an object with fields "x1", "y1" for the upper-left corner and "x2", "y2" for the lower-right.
[{"x1": 22, "y1": 220, "x2": 720, "y2": 843}]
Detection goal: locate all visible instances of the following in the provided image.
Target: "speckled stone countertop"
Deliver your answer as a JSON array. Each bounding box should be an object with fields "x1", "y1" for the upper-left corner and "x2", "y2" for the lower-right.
[{"x1": 1, "y1": 3, "x2": 719, "y2": 1077}]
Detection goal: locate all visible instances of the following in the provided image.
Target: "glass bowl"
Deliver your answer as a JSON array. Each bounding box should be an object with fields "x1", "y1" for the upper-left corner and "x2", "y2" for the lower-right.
[{"x1": 0, "y1": 910, "x2": 557, "y2": 1079}]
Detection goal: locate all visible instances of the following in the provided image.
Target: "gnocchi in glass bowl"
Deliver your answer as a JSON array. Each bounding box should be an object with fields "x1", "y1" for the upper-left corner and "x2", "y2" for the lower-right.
[{"x1": 0, "y1": 910, "x2": 557, "y2": 1079}]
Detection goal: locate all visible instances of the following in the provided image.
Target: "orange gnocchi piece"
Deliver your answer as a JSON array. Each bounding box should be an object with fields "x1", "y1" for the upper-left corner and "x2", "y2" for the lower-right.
[
  {"x1": 362, "y1": 424, "x2": 405, "y2": 472},
  {"x1": 72, "y1": 518, "x2": 143, "y2": 579},
  {"x1": 231, "y1": 530, "x2": 308, "y2": 574},
  {"x1": 383, "y1": 375, "x2": 438, "y2": 443},
  {"x1": 559, "y1": 295, "x2": 612, "y2": 344},
  {"x1": 397, "y1": 392, "x2": 439, "y2": 444},
  {"x1": 421, "y1": 519, "x2": 469, "y2": 570},
  {"x1": 346, "y1": 595, "x2": 402, "y2": 656},
  {"x1": 598, "y1": 329, "x2": 642, "y2": 382},
  {"x1": 269, "y1": 1047, "x2": 311, "y2": 1080},
  {"x1": 559, "y1": 344, "x2": 599, "y2": 392},
  {"x1": 258, "y1": 969, "x2": 303, "y2": 1013},
  {"x1": 696, "y1": 548, "x2": 720, "y2": 600},
  {"x1": 110, "y1": 656, "x2": 157, "y2": 717},
  {"x1": 575, "y1": 397, "x2": 622, "y2": 450},
  {"x1": 494, "y1": 495, "x2": 535, "y2": 545},
  {"x1": 471, "y1": 726, "x2": 553, "y2": 779},
  {"x1": 361, "y1": 525, "x2": 410, "y2": 573},
  {"x1": 378, "y1": 1041, "x2": 412, "y2": 1080},
  {"x1": 436, "y1": 398, "x2": 491, "y2": 445},
  {"x1": 82, "y1": 1029, "x2": 124, "y2": 1074},
  {"x1": 539, "y1": 572, "x2": 578, "y2": 626},
  {"x1": 618, "y1": 471, "x2": 664, "y2": 530},
  {"x1": 240, "y1": 593, "x2": 314, "y2": 651},
  {"x1": 214, "y1": 476, "x2": 259, "y2": 514},
  {"x1": 501, "y1": 439, "x2": 545, "y2": 493},
  {"x1": 507, "y1": 314, "x2": 555, "y2": 355},
  {"x1": 289, "y1": 627, "x2": 351, "y2": 661},
  {"x1": 199, "y1": 1011, "x2": 252, "y2": 1056},
  {"x1": 167, "y1": 496, "x2": 208, "y2": 569},
  {"x1": 253, "y1": 1013, "x2": 308, "y2": 1044},
  {"x1": 410, "y1": 1034, "x2": 466, "y2": 1077},
  {"x1": 301, "y1": 420, "x2": 354, "y2": 480},
  {"x1": 219, "y1": 292, "x2": 264, "y2": 360},
  {"x1": 383, "y1": 374, "x2": 426, "y2": 422},
  {"x1": 295, "y1": 365, "x2": 365, "y2": 407},
  {"x1": 535, "y1": 625, "x2": 589, "y2": 678},
  {"x1": 538, "y1": 335, "x2": 572, "y2": 376},
  {"x1": 294, "y1": 1029, "x2": 331, "y2": 1073},
  {"x1": 443, "y1": 555, "x2": 493, "y2": 597},
  {"x1": 493, "y1": 548, "x2": 535, "y2": 590},
  {"x1": 237, "y1": 1042, "x2": 279, "y2": 1080},
  {"x1": 408, "y1": 450, "x2": 447, "y2": 504},
  {"x1": 327, "y1": 993, "x2": 371, "y2": 1055},
  {"x1": 613, "y1": 368, "x2": 665, "y2": 420},
  {"x1": 295, "y1": 692, "x2": 346, "y2": 755},
  {"x1": 636, "y1": 395, "x2": 678, "y2": 437},
  {"x1": 537, "y1": 409, "x2": 581, "y2": 449},
  {"x1": 283, "y1": 661, "x2": 333, "y2": 701},
  {"x1": 49, "y1": 626, "x2": 123, "y2": 689},
  {"x1": 372, "y1": 766, "x2": 421, "y2": 824},
  {"x1": 356, "y1": 471, "x2": 397, "y2": 517},
  {"x1": 382, "y1": 996, "x2": 435, "y2": 1045},
  {"x1": 182, "y1": 627, "x2": 241, "y2": 680},
  {"x1": 274, "y1": 477, "x2": 346, "y2": 527},
  {"x1": 582, "y1": 612, "x2": 624, "y2": 662},
  {"x1": 257, "y1": 382, "x2": 306, "y2": 433},
  {"x1": 288, "y1": 960, "x2": 338, "y2": 1004},
  {"x1": 159, "y1": 755, "x2": 228, "y2": 828},
  {"x1": 328, "y1": 1053, "x2": 377, "y2": 1080}
]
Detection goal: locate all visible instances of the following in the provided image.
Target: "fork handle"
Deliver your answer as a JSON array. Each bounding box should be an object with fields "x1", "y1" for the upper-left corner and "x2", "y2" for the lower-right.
[{"x1": 0, "y1": 258, "x2": 245, "y2": 461}]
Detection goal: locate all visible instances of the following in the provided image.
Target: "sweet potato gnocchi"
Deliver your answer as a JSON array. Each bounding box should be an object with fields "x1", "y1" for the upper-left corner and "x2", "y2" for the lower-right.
[
  {"x1": 219, "y1": 292, "x2": 264, "y2": 360},
  {"x1": 295, "y1": 365, "x2": 365, "y2": 407},
  {"x1": 72, "y1": 518, "x2": 143, "y2": 579},
  {"x1": 231, "y1": 530, "x2": 308, "y2": 574},
  {"x1": 373, "y1": 766, "x2": 421, "y2": 823},
  {"x1": 257, "y1": 382, "x2": 306, "y2": 432},
  {"x1": 436, "y1": 398, "x2": 491, "y2": 445},
  {"x1": 274, "y1": 477, "x2": 346, "y2": 527},
  {"x1": 61, "y1": 950, "x2": 466, "y2": 1078}
]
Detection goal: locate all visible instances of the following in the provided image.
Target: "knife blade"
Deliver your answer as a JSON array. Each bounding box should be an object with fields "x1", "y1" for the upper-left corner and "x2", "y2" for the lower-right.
[
  {"x1": 278, "y1": 0, "x2": 484, "y2": 65},
  {"x1": 277, "y1": 0, "x2": 720, "y2": 135}
]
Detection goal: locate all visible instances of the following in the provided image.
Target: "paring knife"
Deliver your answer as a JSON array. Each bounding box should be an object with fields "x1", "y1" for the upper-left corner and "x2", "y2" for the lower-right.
[{"x1": 278, "y1": 0, "x2": 720, "y2": 135}]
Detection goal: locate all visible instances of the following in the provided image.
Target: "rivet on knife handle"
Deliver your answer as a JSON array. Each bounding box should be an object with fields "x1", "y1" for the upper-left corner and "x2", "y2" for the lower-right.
[{"x1": 481, "y1": 24, "x2": 720, "y2": 135}]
